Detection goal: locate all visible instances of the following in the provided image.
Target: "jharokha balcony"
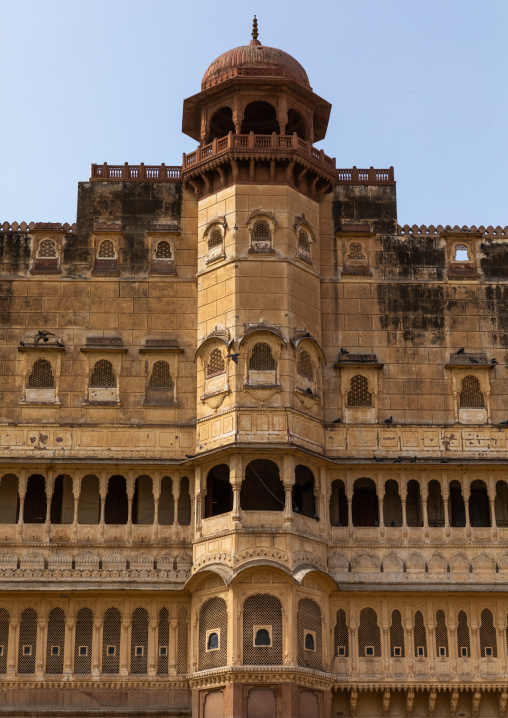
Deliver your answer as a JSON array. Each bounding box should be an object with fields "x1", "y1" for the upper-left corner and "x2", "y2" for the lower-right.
[{"x1": 90, "y1": 132, "x2": 394, "y2": 200}]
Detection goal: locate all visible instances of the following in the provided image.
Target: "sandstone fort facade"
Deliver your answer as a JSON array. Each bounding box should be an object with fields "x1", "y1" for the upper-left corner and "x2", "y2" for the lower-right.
[{"x1": 0, "y1": 19, "x2": 508, "y2": 718}]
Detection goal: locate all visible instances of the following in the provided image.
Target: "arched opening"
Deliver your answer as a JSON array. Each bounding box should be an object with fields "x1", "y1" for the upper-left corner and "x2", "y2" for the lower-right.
[
  {"x1": 18, "y1": 608, "x2": 37, "y2": 674},
  {"x1": 104, "y1": 476, "x2": 128, "y2": 525},
  {"x1": 132, "y1": 475, "x2": 154, "y2": 525},
  {"x1": 159, "y1": 476, "x2": 174, "y2": 525},
  {"x1": 449, "y1": 480, "x2": 466, "y2": 527},
  {"x1": 479, "y1": 608, "x2": 497, "y2": 657},
  {"x1": 243, "y1": 594, "x2": 282, "y2": 666},
  {"x1": 469, "y1": 479, "x2": 490, "y2": 527},
  {"x1": 383, "y1": 479, "x2": 402, "y2": 527},
  {"x1": 199, "y1": 597, "x2": 227, "y2": 671},
  {"x1": 297, "y1": 598, "x2": 322, "y2": 670},
  {"x1": 177, "y1": 607, "x2": 188, "y2": 675},
  {"x1": 45, "y1": 607, "x2": 65, "y2": 675},
  {"x1": 178, "y1": 477, "x2": 192, "y2": 525},
  {"x1": 457, "y1": 610, "x2": 470, "y2": 658},
  {"x1": 435, "y1": 610, "x2": 448, "y2": 658},
  {"x1": 0, "y1": 474, "x2": 19, "y2": 524},
  {"x1": 428, "y1": 480, "x2": 445, "y2": 527},
  {"x1": 102, "y1": 607, "x2": 121, "y2": 674},
  {"x1": 406, "y1": 480, "x2": 422, "y2": 527},
  {"x1": 74, "y1": 607, "x2": 93, "y2": 675},
  {"x1": 157, "y1": 608, "x2": 169, "y2": 676},
  {"x1": 413, "y1": 611, "x2": 427, "y2": 658},
  {"x1": 495, "y1": 480, "x2": 508, "y2": 526},
  {"x1": 292, "y1": 465, "x2": 316, "y2": 518},
  {"x1": 205, "y1": 464, "x2": 232, "y2": 518},
  {"x1": 334, "y1": 609, "x2": 349, "y2": 657},
  {"x1": 358, "y1": 607, "x2": 380, "y2": 657},
  {"x1": 27, "y1": 358, "x2": 54, "y2": 388},
  {"x1": 241, "y1": 460, "x2": 284, "y2": 511},
  {"x1": 390, "y1": 610, "x2": 404, "y2": 657},
  {"x1": 329, "y1": 479, "x2": 347, "y2": 526},
  {"x1": 241, "y1": 101, "x2": 279, "y2": 135},
  {"x1": 352, "y1": 478, "x2": 378, "y2": 527},
  {"x1": 50, "y1": 475, "x2": 74, "y2": 524},
  {"x1": 78, "y1": 475, "x2": 100, "y2": 524},
  {"x1": 24, "y1": 474, "x2": 46, "y2": 524},
  {"x1": 90, "y1": 359, "x2": 116, "y2": 388},
  {"x1": 285, "y1": 108, "x2": 306, "y2": 139},
  {"x1": 209, "y1": 106, "x2": 235, "y2": 141},
  {"x1": 0, "y1": 609, "x2": 9, "y2": 674},
  {"x1": 130, "y1": 607, "x2": 148, "y2": 675}
]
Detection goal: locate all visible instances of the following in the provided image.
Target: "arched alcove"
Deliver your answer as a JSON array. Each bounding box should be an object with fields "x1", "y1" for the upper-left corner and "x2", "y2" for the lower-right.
[
  {"x1": 205, "y1": 464, "x2": 232, "y2": 517},
  {"x1": 241, "y1": 460, "x2": 284, "y2": 511}
]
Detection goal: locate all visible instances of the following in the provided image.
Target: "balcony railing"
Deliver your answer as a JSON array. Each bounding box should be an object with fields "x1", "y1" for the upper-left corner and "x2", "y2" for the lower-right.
[{"x1": 90, "y1": 162, "x2": 181, "y2": 182}]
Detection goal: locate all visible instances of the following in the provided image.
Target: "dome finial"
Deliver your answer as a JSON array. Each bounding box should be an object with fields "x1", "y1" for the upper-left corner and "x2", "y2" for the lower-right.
[{"x1": 250, "y1": 15, "x2": 261, "y2": 45}]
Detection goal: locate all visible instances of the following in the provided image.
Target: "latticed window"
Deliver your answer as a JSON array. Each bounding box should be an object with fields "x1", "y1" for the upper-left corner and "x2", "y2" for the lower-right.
[
  {"x1": 155, "y1": 240, "x2": 172, "y2": 259},
  {"x1": 148, "y1": 360, "x2": 173, "y2": 389},
  {"x1": 298, "y1": 230, "x2": 310, "y2": 251},
  {"x1": 90, "y1": 360, "x2": 116, "y2": 388},
  {"x1": 208, "y1": 227, "x2": 223, "y2": 249},
  {"x1": 459, "y1": 375, "x2": 484, "y2": 408},
  {"x1": 249, "y1": 343, "x2": 275, "y2": 371},
  {"x1": 348, "y1": 242, "x2": 365, "y2": 260},
  {"x1": 479, "y1": 608, "x2": 497, "y2": 657},
  {"x1": 156, "y1": 608, "x2": 169, "y2": 675},
  {"x1": 38, "y1": 239, "x2": 57, "y2": 258},
  {"x1": 390, "y1": 610, "x2": 405, "y2": 657},
  {"x1": 74, "y1": 607, "x2": 93, "y2": 675},
  {"x1": 130, "y1": 608, "x2": 148, "y2": 675},
  {"x1": 455, "y1": 244, "x2": 469, "y2": 261},
  {"x1": 206, "y1": 348, "x2": 225, "y2": 378},
  {"x1": 413, "y1": 611, "x2": 427, "y2": 658},
  {"x1": 243, "y1": 594, "x2": 282, "y2": 666},
  {"x1": 334, "y1": 609, "x2": 349, "y2": 657},
  {"x1": 435, "y1": 610, "x2": 449, "y2": 658},
  {"x1": 98, "y1": 240, "x2": 116, "y2": 258},
  {"x1": 27, "y1": 359, "x2": 55, "y2": 389},
  {"x1": 177, "y1": 607, "x2": 188, "y2": 675},
  {"x1": 253, "y1": 220, "x2": 270, "y2": 239},
  {"x1": 457, "y1": 610, "x2": 470, "y2": 658},
  {"x1": 347, "y1": 375, "x2": 372, "y2": 407},
  {"x1": 46, "y1": 607, "x2": 65, "y2": 675},
  {"x1": 198, "y1": 598, "x2": 227, "y2": 671},
  {"x1": 358, "y1": 607, "x2": 381, "y2": 657},
  {"x1": 297, "y1": 599, "x2": 322, "y2": 670},
  {"x1": 0, "y1": 609, "x2": 9, "y2": 674},
  {"x1": 102, "y1": 607, "x2": 121, "y2": 674},
  {"x1": 297, "y1": 350, "x2": 314, "y2": 381},
  {"x1": 18, "y1": 608, "x2": 37, "y2": 674}
]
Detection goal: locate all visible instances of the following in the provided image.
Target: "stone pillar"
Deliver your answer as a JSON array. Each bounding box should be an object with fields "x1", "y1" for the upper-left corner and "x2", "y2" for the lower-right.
[
  {"x1": 378, "y1": 480, "x2": 385, "y2": 534},
  {"x1": 463, "y1": 485, "x2": 471, "y2": 540},
  {"x1": 405, "y1": 617, "x2": 414, "y2": 673},
  {"x1": 282, "y1": 455, "x2": 295, "y2": 528},
  {"x1": 120, "y1": 616, "x2": 130, "y2": 676},
  {"x1": 349, "y1": 618, "x2": 358, "y2": 675},
  {"x1": 99, "y1": 473, "x2": 107, "y2": 541},
  {"x1": 64, "y1": 613, "x2": 75, "y2": 676},
  {"x1": 72, "y1": 475, "x2": 81, "y2": 542},
  {"x1": 152, "y1": 472, "x2": 160, "y2": 542},
  {"x1": 448, "y1": 615, "x2": 457, "y2": 673},
  {"x1": 148, "y1": 615, "x2": 157, "y2": 677},
  {"x1": 36, "y1": 614, "x2": 46, "y2": 678},
  {"x1": 45, "y1": 471, "x2": 54, "y2": 541},
  {"x1": 230, "y1": 455, "x2": 243, "y2": 529},
  {"x1": 126, "y1": 471, "x2": 134, "y2": 545},
  {"x1": 174, "y1": 472, "x2": 182, "y2": 528},
  {"x1": 169, "y1": 615, "x2": 178, "y2": 676},
  {"x1": 193, "y1": 468, "x2": 203, "y2": 538},
  {"x1": 17, "y1": 471, "x2": 26, "y2": 542},
  {"x1": 8, "y1": 615, "x2": 19, "y2": 675},
  {"x1": 442, "y1": 486, "x2": 450, "y2": 538},
  {"x1": 347, "y1": 489, "x2": 353, "y2": 540},
  {"x1": 470, "y1": 619, "x2": 479, "y2": 674},
  {"x1": 488, "y1": 475, "x2": 497, "y2": 540},
  {"x1": 427, "y1": 618, "x2": 435, "y2": 672}
]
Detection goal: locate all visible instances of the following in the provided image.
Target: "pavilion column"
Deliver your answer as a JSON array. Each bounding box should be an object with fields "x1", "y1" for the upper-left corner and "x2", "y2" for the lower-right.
[
  {"x1": 72, "y1": 476, "x2": 81, "y2": 542},
  {"x1": 174, "y1": 473, "x2": 181, "y2": 528},
  {"x1": 7, "y1": 615, "x2": 19, "y2": 675},
  {"x1": 282, "y1": 455, "x2": 295, "y2": 528},
  {"x1": 126, "y1": 471, "x2": 134, "y2": 545},
  {"x1": 44, "y1": 471, "x2": 54, "y2": 542},
  {"x1": 99, "y1": 473, "x2": 108, "y2": 541},
  {"x1": 92, "y1": 616, "x2": 102, "y2": 676},
  {"x1": 230, "y1": 455, "x2": 242, "y2": 529},
  {"x1": 169, "y1": 615, "x2": 178, "y2": 676},
  {"x1": 120, "y1": 616, "x2": 130, "y2": 676},
  {"x1": 17, "y1": 471, "x2": 26, "y2": 542},
  {"x1": 64, "y1": 613, "x2": 75, "y2": 676},
  {"x1": 152, "y1": 472, "x2": 160, "y2": 542},
  {"x1": 36, "y1": 614, "x2": 46, "y2": 678},
  {"x1": 442, "y1": 485, "x2": 450, "y2": 538},
  {"x1": 148, "y1": 615, "x2": 157, "y2": 677}
]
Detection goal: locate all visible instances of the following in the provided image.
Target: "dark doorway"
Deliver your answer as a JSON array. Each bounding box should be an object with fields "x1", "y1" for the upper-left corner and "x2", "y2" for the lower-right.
[
  {"x1": 449, "y1": 481, "x2": 466, "y2": 527},
  {"x1": 352, "y1": 478, "x2": 378, "y2": 527},
  {"x1": 104, "y1": 475, "x2": 128, "y2": 524},
  {"x1": 205, "y1": 465, "x2": 232, "y2": 518},
  {"x1": 293, "y1": 465, "x2": 316, "y2": 518},
  {"x1": 469, "y1": 480, "x2": 490, "y2": 527},
  {"x1": 24, "y1": 474, "x2": 47, "y2": 524},
  {"x1": 330, "y1": 479, "x2": 348, "y2": 526}
]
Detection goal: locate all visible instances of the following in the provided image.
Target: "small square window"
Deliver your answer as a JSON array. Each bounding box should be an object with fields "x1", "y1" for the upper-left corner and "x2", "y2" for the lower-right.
[
  {"x1": 337, "y1": 646, "x2": 346, "y2": 657},
  {"x1": 485, "y1": 646, "x2": 493, "y2": 658},
  {"x1": 107, "y1": 645, "x2": 116, "y2": 656},
  {"x1": 79, "y1": 646, "x2": 88, "y2": 657},
  {"x1": 417, "y1": 646, "x2": 425, "y2": 657},
  {"x1": 158, "y1": 646, "x2": 168, "y2": 657},
  {"x1": 460, "y1": 646, "x2": 468, "y2": 658},
  {"x1": 135, "y1": 646, "x2": 144, "y2": 657},
  {"x1": 304, "y1": 630, "x2": 316, "y2": 652},
  {"x1": 0, "y1": 646, "x2": 4, "y2": 657},
  {"x1": 51, "y1": 646, "x2": 60, "y2": 656},
  {"x1": 253, "y1": 625, "x2": 272, "y2": 648},
  {"x1": 393, "y1": 646, "x2": 402, "y2": 657},
  {"x1": 206, "y1": 629, "x2": 220, "y2": 652},
  {"x1": 365, "y1": 646, "x2": 374, "y2": 657},
  {"x1": 438, "y1": 646, "x2": 447, "y2": 657},
  {"x1": 23, "y1": 645, "x2": 32, "y2": 656}
]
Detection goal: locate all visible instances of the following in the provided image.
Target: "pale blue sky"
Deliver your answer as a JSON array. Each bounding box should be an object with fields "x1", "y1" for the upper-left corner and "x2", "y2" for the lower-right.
[{"x1": 1, "y1": 0, "x2": 506, "y2": 227}]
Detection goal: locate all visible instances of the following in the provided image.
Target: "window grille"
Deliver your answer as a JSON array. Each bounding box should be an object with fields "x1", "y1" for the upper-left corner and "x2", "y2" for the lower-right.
[
  {"x1": 358, "y1": 608, "x2": 381, "y2": 657},
  {"x1": 479, "y1": 608, "x2": 497, "y2": 657},
  {"x1": 206, "y1": 349, "x2": 225, "y2": 378},
  {"x1": 334, "y1": 609, "x2": 349, "y2": 657},
  {"x1": 98, "y1": 240, "x2": 115, "y2": 258},
  {"x1": 38, "y1": 239, "x2": 57, "y2": 258},
  {"x1": 347, "y1": 375, "x2": 372, "y2": 407},
  {"x1": 18, "y1": 608, "x2": 37, "y2": 674},
  {"x1": 130, "y1": 608, "x2": 148, "y2": 675},
  {"x1": 435, "y1": 610, "x2": 448, "y2": 658},
  {"x1": 177, "y1": 607, "x2": 188, "y2": 675},
  {"x1": 0, "y1": 609, "x2": 9, "y2": 674},
  {"x1": 297, "y1": 599, "x2": 322, "y2": 670},
  {"x1": 297, "y1": 350, "x2": 314, "y2": 381},
  {"x1": 45, "y1": 607, "x2": 65, "y2": 674},
  {"x1": 413, "y1": 611, "x2": 427, "y2": 658},
  {"x1": 208, "y1": 228, "x2": 223, "y2": 249},
  {"x1": 148, "y1": 360, "x2": 173, "y2": 389},
  {"x1": 243, "y1": 594, "x2": 282, "y2": 666},
  {"x1": 390, "y1": 610, "x2": 405, "y2": 657},
  {"x1": 253, "y1": 220, "x2": 270, "y2": 239},
  {"x1": 198, "y1": 598, "x2": 227, "y2": 671},
  {"x1": 156, "y1": 608, "x2": 169, "y2": 675},
  {"x1": 459, "y1": 375, "x2": 484, "y2": 408},
  {"x1": 298, "y1": 230, "x2": 310, "y2": 251},
  {"x1": 249, "y1": 343, "x2": 275, "y2": 371},
  {"x1": 27, "y1": 359, "x2": 55, "y2": 389},
  {"x1": 155, "y1": 240, "x2": 172, "y2": 259},
  {"x1": 457, "y1": 610, "x2": 470, "y2": 658},
  {"x1": 454, "y1": 244, "x2": 469, "y2": 261},
  {"x1": 74, "y1": 608, "x2": 93, "y2": 675},
  {"x1": 347, "y1": 242, "x2": 365, "y2": 261},
  {"x1": 102, "y1": 607, "x2": 121, "y2": 674},
  {"x1": 90, "y1": 360, "x2": 116, "y2": 389}
]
